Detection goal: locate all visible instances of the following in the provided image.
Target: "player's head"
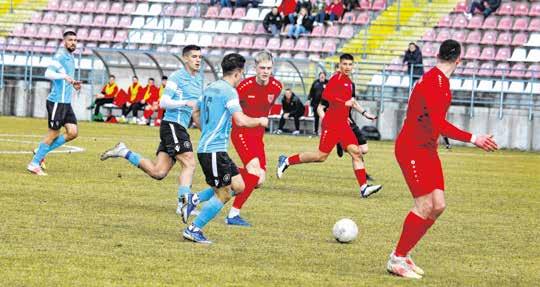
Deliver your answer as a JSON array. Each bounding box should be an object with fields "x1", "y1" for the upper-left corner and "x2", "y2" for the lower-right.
[
  {"x1": 108, "y1": 75, "x2": 115, "y2": 84},
  {"x1": 132, "y1": 76, "x2": 138, "y2": 83},
  {"x1": 63, "y1": 30, "x2": 77, "y2": 53},
  {"x1": 272, "y1": 6, "x2": 278, "y2": 14},
  {"x1": 148, "y1": 78, "x2": 155, "y2": 85},
  {"x1": 222, "y1": 53, "x2": 246, "y2": 87},
  {"x1": 182, "y1": 45, "x2": 202, "y2": 73},
  {"x1": 437, "y1": 39, "x2": 461, "y2": 65},
  {"x1": 318, "y1": 71, "x2": 326, "y2": 81},
  {"x1": 254, "y1": 51, "x2": 273, "y2": 84},
  {"x1": 161, "y1": 76, "x2": 168, "y2": 86},
  {"x1": 339, "y1": 53, "x2": 354, "y2": 75}
]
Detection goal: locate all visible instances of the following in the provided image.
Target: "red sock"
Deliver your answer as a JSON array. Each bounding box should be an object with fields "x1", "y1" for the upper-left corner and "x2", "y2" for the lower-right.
[
  {"x1": 395, "y1": 212, "x2": 436, "y2": 257},
  {"x1": 157, "y1": 108, "x2": 164, "y2": 119},
  {"x1": 232, "y1": 168, "x2": 260, "y2": 209},
  {"x1": 354, "y1": 168, "x2": 367, "y2": 187},
  {"x1": 288, "y1": 154, "x2": 301, "y2": 165},
  {"x1": 143, "y1": 109, "x2": 153, "y2": 119}
]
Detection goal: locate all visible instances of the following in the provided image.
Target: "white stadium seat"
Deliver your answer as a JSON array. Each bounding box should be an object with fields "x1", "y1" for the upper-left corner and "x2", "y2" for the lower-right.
[
  {"x1": 509, "y1": 48, "x2": 527, "y2": 61},
  {"x1": 169, "y1": 32, "x2": 185, "y2": 46}
]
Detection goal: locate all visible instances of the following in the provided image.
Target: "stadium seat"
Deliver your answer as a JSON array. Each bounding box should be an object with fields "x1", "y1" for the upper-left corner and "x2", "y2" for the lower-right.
[
  {"x1": 71, "y1": 1, "x2": 84, "y2": 12},
  {"x1": 163, "y1": 5, "x2": 175, "y2": 16},
  {"x1": 212, "y1": 35, "x2": 226, "y2": 48},
  {"x1": 509, "y1": 63, "x2": 526, "y2": 78},
  {"x1": 464, "y1": 45, "x2": 481, "y2": 59},
  {"x1": 462, "y1": 61, "x2": 479, "y2": 76},
  {"x1": 497, "y1": 2, "x2": 513, "y2": 15},
  {"x1": 244, "y1": 8, "x2": 259, "y2": 21},
  {"x1": 186, "y1": 19, "x2": 203, "y2": 32},
  {"x1": 497, "y1": 17, "x2": 513, "y2": 30},
  {"x1": 438, "y1": 15, "x2": 452, "y2": 27},
  {"x1": 509, "y1": 48, "x2": 527, "y2": 61},
  {"x1": 294, "y1": 38, "x2": 309, "y2": 51},
  {"x1": 131, "y1": 17, "x2": 146, "y2": 29},
  {"x1": 175, "y1": 5, "x2": 188, "y2": 17},
  {"x1": 480, "y1": 30, "x2": 497, "y2": 45},
  {"x1": 372, "y1": 0, "x2": 386, "y2": 11},
  {"x1": 24, "y1": 25, "x2": 37, "y2": 37},
  {"x1": 512, "y1": 32, "x2": 528, "y2": 46},
  {"x1": 215, "y1": 20, "x2": 230, "y2": 33},
  {"x1": 87, "y1": 29, "x2": 102, "y2": 41},
  {"x1": 41, "y1": 12, "x2": 55, "y2": 24},
  {"x1": 339, "y1": 26, "x2": 354, "y2": 39},
  {"x1": 493, "y1": 62, "x2": 510, "y2": 77},
  {"x1": 311, "y1": 25, "x2": 324, "y2": 37},
  {"x1": 387, "y1": 57, "x2": 405, "y2": 72},
  {"x1": 526, "y1": 33, "x2": 540, "y2": 47},
  {"x1": 232, "y1": 8, "x2": 246, "y2": 19},
  {"x1": 219, "y1": 7, "x2": 233, "y2": 19},
  {"x1": 242, "y1": 22, "x2": 256, "y2": 34},
  {"x1": 255, "y1": 23, "x2": 266, "y2": 34},
  {"x1": 529, "y1": 19, "x2": 540, "y2": 32},
  {"x1": 148, "y1": 4, "x2": 163, "y2": 16},
  {"x1": 76, "y1": 28, "x2": 88, "y2": 40},
  {"x1": 507, "y1": 81, "x2": 525, "y2": 93},
  {"x1": 355, "y1": 12, "x2": 370, "y2": 25},
  {"x1": 202, "y1": 20, "x2": 217, "y2": 32},
  {"x1": 385, "y1": 74, "x2": 404, "y2": 88},
  {"x1": 467, "y1": 15, "x2": 484, "y2": 29},
  {"x1": 128, "y1": 31, "x2": 141, "y2": 43},
  {"x1": 421, "y1": 42, "x2": 437, "y2": 57},
  {"x1": 512, "y1": 18, "x2": 529, "y2": 31},
  {"x1": 238, "y1": 37, "x2": 253, "y2": 49},
  {"x1": 198, "y1": 34, "x2": 212, "y2": 47},
  {"x1": 229, "y1": 22, "x2": 244, "y2": 34},
  {"x1": 112, "y1": 30, "x2": 126, "y2": 42},
  {"x1": 360, "y1": 0, "x2": 371, "y2": 10},
  {"x1": 280, "y1": 39, "x2": 295, "y2": 51},
  {"x1": 465, "y1": 30, "x2": 482, "y2": 44},
  {"x1": 495, "y1": 47, "x2": 511, "y2": 61},
  {"x1": 47, "y1": 0, "x2": 60, "y2": 10},
  {"x1": 482, "y1": 15, "x2": 498, "y2": 30},
  {"x1": 453, "y1": 30, "x2": 468, "y2": 43},
  {"x1": 187, "y1": 6, "x2": 198, "y2": 17},
  {"x1": 205, "y1": 6, "x2": 219, "y2": 18},
  {"x1": 525, "y1": 64, "x2": 540, "y2": 79},
  {"x1": 322, "y1": 40, "x2": 337, "y2": 53},
  {"x1": 449, "y1": 78, "x2": 462, "y2": 89},
  {"x1": 496, "y1": 32, "x2": 512, "y2": 45},
  {"x1": 530, "y1": 3, "x2": 540, "y2": 17},
  {"x1": 119, "y1": 16, "x2": 132, "y2": 27},
  {"x1": 51, "y1": 27, "x2": 62, "y2": 39},
  {"x1": 169, "y1": 33, "x2": 186, "y2": 46},
  {"x1": 124, "y1": 3, "x2": 136, "y2": 14},
  {"x1": 479, "y1": 47, "x2": 495, "y2": 60},
  {"x1": 325, "y1": 25, "x2": 339, "y2": 38},
  {"x1": 252, "y1": 37, "x2": 267, "y2": 50},
  {"x1": 477, "y1": 80, "x2": 494, "y2": 92},
  {"x1": 266, "y1": 38, "x2": 280, "y2": 50},
  {"x1": 478, "y1": 62, "x2": 495, "y2": 77},
  {"x1": 59, "y1": 0, "x2": 72, "y2": 11},
  {"x1": 30, "y1": 12, "x2": 41, "y2": 23},
  {"x1": 341, "y1": 12, "x2": 355, "y2": 24},
  {"x1": 258, "y1": 9, "x2": 271, "y2": 21},
  {"x1": 93, "y1": 15, "x2": 106, "y2": 27},
  {"x1": 454, "y1": 1, "x2": 467, "y2": 13},
  {"x1": 514, "y1": 3, "x2": 529, "y2": 16},
  {"x1": 98, "y1": 2, "x2": 112, "y2": 13},
  {"x1": 436, "y1": 29, "x2": 451, "y2": 42},
  {"x1": 368, "y1": 74, "x2": 384, "y2": 86},
  {"x1": 526, "y1": 49, "x2": 540, "y2": 62},
  {"x1": 102, "y1": 30, "x2": 114, "y2": 42},
  {"x1": 422, "y1": 29, "x2": 436, "y2": 41},
  {"x1": 104, "y1": 16, "x2": 118, "y2": 27},
  {"x1": 185, "y1": 33, "x2": 199, "y2": 46},
  {"x1": 309, "y1": 39, "x2": 323, "y2": 52},
  {"x1": 452, "y1": 14, "x2": 467, "y2": 28},
  {"x1": 11, "y1": 25, "x2": 24, "y2": 37},
  {"x1": 293, "y1": 53, "x2": 308, "y2": 60}
]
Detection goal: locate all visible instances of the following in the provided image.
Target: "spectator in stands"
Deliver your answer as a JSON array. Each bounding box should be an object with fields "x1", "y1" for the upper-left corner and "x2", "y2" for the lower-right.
[
  {"x1": 277, "y1": 88, "x2": 306, "y2": 135},
  {"x1": 263, "y1": 7, "x2": 283, "y2": 37},
  {"x1": 287, "y1": 7, "x2": 314, "y2": 39},
  {"x1": 343, "y1": 0, "x2": 359, "y2": 12},
  {"x1": 402, "y1": 42, "x2": 424, "y2": 83},
  {"x1": 464, "y1": 0, "x2": 501, "y2": 19},
  {"x1": 143, "y1": 76, "x2": 167, "y2": 126},
  {"x1": 135, "y1": 78, "x2": 159, "y2": 125},
  {"x1": 308, "y1": 72, "x2": 328, "y2": 135},
  {"x1": 236, "y1": 0, "x2": 260, "y2": 7},
  {"x1": 316, "y1": 0, "x2": 344, "y2": 26},
  {"x1": 92, "y1": 75, "x2": 118, "y2": 121},
  {"x1": 279, "y1": 0, "x2": 298, "y2": 26},
  {"x1": 288, "y1": 0, "x2": 313, "y2": 24},
  {"x1": 312, "y1": 0, "x2": 326, "y2": 26},
  {"x1": 120, "y1": 76, "x2": 142, "y2": 123}
]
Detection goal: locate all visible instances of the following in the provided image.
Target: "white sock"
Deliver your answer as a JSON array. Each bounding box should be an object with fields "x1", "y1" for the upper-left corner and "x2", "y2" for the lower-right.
[
  {"x1": 228, "y1": 207, "x2": 240, "y2": 218},
  {"x1": 119, "y1": 148, "x2": 129, "y2": 158}
]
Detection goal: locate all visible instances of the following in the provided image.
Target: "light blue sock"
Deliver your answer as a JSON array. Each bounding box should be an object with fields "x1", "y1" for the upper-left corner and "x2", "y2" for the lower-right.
[
  {"x1": 31, "y1": 142, "x2": 50, "y2": 165},
  {"x1": 48, "y1": 135, "x2": 66, "y2": 152},
  {"x1": 197, "y1": 187, "x2": 215, "y2": 203},
  {"x1": 124, "y1": 151, "x2": 141, "y2": 167},
  {"x1": 178, "y1": 185, "x2": 191, "y2": 201},
  {"x1": 193, "y1": 195, "x2": 224, "y2": 229}
]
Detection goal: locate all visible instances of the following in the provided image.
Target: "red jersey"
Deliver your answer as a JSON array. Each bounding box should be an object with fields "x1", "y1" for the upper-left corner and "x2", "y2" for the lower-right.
[
  {"x1": 232, "y1": 76, "x2": 283, "y2": 134},
  {"x1": 398, "y1": 67, "x2": 471, "y2": 150},
  {"x1": 322, "y1": 72, "x2": 354, "y2": 126}
]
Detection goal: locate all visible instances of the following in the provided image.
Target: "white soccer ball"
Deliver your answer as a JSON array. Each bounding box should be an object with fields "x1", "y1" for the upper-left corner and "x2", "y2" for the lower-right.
[{"x1": 333, "y1": 218, "x2": 358, "y2": 243}]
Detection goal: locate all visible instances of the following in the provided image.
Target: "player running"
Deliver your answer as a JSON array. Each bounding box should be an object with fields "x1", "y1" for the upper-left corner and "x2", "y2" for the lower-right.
[
  {"x1": 276, "y1": 54, "x2": 382, "y2": 198},
  {"x1": 225, "y1": 51, "x2": 282, "y2": 226},
  {"x1": 27, "y1": 31, "x2": 82, "y2": 176},
  {"x1": 180, "y1": 53, "x2": 268, "y2": 244},
  {"x1": 100, "y1": 45, "x2": 203, "y2": 214},
  {"x1": 386, "y1": 40, "x2": 498, "y2": 279}
]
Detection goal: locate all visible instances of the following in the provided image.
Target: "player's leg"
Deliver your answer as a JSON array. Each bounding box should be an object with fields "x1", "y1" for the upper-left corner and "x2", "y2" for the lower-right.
[
  {"x1": 175, "y1": 151, "x2": 197, "y2": 221},
  {"x1": 227, "y1": 158, "x2": 263, "y2": 226},
  {"x1": 346, "y1": 143, "x2": 382, "y2": 197},
  {"x1": 28, "y1": 128, "x2": 60, "y2": 175},
  {"x1": 183, "y1": 186, "x2": 225, "y2": 244}
]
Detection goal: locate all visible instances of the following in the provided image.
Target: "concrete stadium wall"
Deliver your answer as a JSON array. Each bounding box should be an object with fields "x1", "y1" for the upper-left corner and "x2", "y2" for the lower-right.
[
  {"x1": 0, "y1": 81, "x2": 92, "y2": 121},
  {"x1": 353, "y1": 101, "x2": 540, "y2": 151}
]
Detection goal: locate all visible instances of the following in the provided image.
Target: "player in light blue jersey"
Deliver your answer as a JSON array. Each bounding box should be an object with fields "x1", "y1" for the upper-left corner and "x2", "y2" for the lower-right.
[
  {"x1": 101, "y1": 45, "x2": 203, "y2": 215},
  {"x1": 181, "y1": 53, "x2": 268, "y2": 244},
  {"x1": 27, "y1": 31, "x2": 82, "y2": 176}
]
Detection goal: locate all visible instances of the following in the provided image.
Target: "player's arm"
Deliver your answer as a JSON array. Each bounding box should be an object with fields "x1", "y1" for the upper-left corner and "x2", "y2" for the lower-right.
[
  {"x1": 191, "y1": 97, "x2": 202, "y2": 130},
  {"x1": 232, "y1": 112, "x2": 268, "y2": 128},
  {"x1": 159, "y1": 79, "x2": 196, "y2": 109},
  {"x1": 349, "y1": 100, "x2": 377, "y2": 120},
  {"x1": 45, "y1": 59, "x2": 76, "y2": 84}
]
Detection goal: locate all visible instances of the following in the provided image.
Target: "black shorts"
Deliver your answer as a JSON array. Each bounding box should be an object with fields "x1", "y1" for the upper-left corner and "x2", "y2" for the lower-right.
[
  {"x1": 350, "y1": 120, "x2": 367, "y2": 146},
  {"x1": 46, "y1": 100, "x2": 77, "y2": 130},
  {"x1": 197, "y1": 152, "x2": 239, "y2": 188},
  {"x1": 156, "y1": 121, "x2": 193, "y2": 159}
]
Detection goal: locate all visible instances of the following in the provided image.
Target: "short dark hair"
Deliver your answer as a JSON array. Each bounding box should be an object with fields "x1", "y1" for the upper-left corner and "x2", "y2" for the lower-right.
[
  {"x1": 162, "y1": 76, "x2": 168, "y2": 80},
  {"x1": 438, "y1": 39, "x2": 461, "y2": 62},
  {"x1": 109, "y1": 75, "x2": 115, "y2": 79},
  {"x1": 148, "y1": 78, "x2": 155, "y2": 82},
  {"x1": 133, "y1": 76, "x2": 138, "y2": 80},
  {"x1": 221, "y1": 53, "x2": 246, "y2": 76},
  {"x1": 182, "y1": 45, "x2": 201, "y2": 56},
  {"x1": 339, "y1": 53, "x2": 354, "y2": 62},
  {"x1": 63, "y1": 30, "x2": 77, "y2": 38}
]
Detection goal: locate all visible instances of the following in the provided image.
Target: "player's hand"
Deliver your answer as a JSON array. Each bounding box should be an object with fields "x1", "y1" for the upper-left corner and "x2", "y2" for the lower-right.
[
  {"x1": 363, "y1": 111, "x2": 377, "y2": 120},
  {"x1": 345, "y1": 99, "x2": 355, "y2": 107},
  {"x1": 186, "y1": 101, "x2": 198, "y2": 110},
  {"x1": 259, "y1": 117, "x2": 269, "y2": 128},
  {"x1": 141, "y1": 100, "x2": 146, "y2": 105},
  {"x1": 283, "y1": 113, "x2": 290, "y2": 118},
  {"x1": 73, "y1": 81, "x2": 82, "y2": 91},
  {"x1": 64, "y1": 76, "x2": 75, "y2": 84},
  {"x1": 473, "y1": 134, "x2": 498, "y2": 152}
]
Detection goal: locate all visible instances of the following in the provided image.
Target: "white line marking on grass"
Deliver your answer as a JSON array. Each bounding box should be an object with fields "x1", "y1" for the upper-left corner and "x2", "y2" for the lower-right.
[{"x1": 0, "y1": 137, "x2": 84, "y2": 154}]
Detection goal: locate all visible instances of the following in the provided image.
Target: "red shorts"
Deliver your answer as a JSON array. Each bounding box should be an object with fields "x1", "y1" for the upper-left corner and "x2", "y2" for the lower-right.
[
  {"x1": 395, "y1": 142, "x2": 445, "y2": 198},
  {"x1": 231, "y1": 130, "x2": 266, "y2": 170},
  {"x1": 318, "y1": 123, "x2": 358, "y2": 154}
]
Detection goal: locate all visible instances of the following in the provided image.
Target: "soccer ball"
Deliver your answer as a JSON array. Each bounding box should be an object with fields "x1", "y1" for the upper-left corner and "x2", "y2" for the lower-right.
[{"x1": 332, "y1": 218, "x2": 358, "y2": 243}]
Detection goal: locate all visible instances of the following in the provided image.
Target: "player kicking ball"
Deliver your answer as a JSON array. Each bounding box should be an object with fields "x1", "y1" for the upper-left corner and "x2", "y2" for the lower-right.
[
  {"x1": 100, "y1": 45, "x2": 203, "y2": 215},
  {"x1": 28, "y1": 31, "x2": 81, "y2": 176},
  {"x1": 226, "y1": 51, "x2": 282, "y2": 226},
  {"x1": 276, "y1": 54, "x2": 382, "y2": 198},
  {"x1": 181, "y1": 53, "x2": 268, "y2": 244},
  {"x1": 386, "y1": 40, "x2": 498, "y2": 279}
]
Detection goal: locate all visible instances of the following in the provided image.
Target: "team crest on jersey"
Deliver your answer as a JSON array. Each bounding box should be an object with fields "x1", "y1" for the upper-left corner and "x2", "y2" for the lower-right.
[
  {"x1": 223, "y1": 174, "x2": 231, "y2": 183},
  {"x1": 268, "y1": 94, "x2": 275, "y2": 103},
  {"x1": 175, "y1": 145, "x2": 181, "y2": 152},
  {"x1": 183, "y1": 141, "x2": 191, "y2": 149}
]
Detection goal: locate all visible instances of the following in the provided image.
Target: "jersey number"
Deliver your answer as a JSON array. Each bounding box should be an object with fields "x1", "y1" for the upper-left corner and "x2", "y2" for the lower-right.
[{"x1": 204, "y1": 97, "x2": 212, "y2": 124}]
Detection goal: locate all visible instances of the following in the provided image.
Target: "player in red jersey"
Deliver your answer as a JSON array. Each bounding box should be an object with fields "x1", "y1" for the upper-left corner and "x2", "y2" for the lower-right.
[
  {"x1": 225, "y1": 51, "x2": 283, "y2": 226},
  {"x1": 276, "y1": 54, "x2": 383, "y2": 197},
  {"x1": 386, "y1": 40, "x2": 498, "y2": 279}
]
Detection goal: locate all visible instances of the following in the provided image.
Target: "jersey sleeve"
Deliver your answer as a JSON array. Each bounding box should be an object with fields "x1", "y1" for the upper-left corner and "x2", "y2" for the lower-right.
[
  {"x1": 322, "y1": 75, "x2": 347, "y2": 104},
  {"x1": 44, "y1": 56, "x2": 67, "y2": 80}
]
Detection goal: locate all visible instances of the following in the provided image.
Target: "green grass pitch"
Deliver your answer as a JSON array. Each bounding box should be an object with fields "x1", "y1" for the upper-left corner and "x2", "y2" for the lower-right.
[{"x1": 0, "y1": 116, "x2": 538, "y2": 286}]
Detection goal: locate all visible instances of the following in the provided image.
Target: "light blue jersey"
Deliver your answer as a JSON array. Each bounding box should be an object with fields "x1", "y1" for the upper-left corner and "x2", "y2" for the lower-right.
[
  {"x1": 162, "y1": 67, "x2": 204, "y2": 128},
  {"x1": 197, "y1": 80, "x2": 242, "y2": 153},
  {"x1": 46, "y1": 48, "x2": 75, "y2": 103}
]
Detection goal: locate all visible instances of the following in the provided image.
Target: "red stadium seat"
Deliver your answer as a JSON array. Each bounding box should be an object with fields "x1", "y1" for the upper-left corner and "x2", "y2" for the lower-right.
[
  {"x1": 50, "y1": 26, "x2": 63, "y2": 39},
  {"x1": 71, "y1": 1, "x2": 84, "y2": 12},
  {"x1": 495, "y1": 47, "x2": 511, "y2": 61},
  {"x1": 529, "y1": 19, "x2": 540, "y2": 32},
  {"x1": 387, "y1": 57, "x2": 405, "y2": 72},
  {"x1": 175, "y1": 6, "x2": 188, "y2": 17},
  {"x1": 462, "y1": 61, "x2": 479, "y2": 76},
  {"x1": 478, "y1": 62, "x2": 494, "y2": 77},
  {"x1": 511, "y1": 32, "x2": 528, "y2": 46},
  {"x1": 309, "y1": 39, "x2": 323, "y2": 52},
  {"x1": 463, "y1": 45, "x2": 481, "y2": 59},
  {"x1": 372, "y1": 0, "x2": 386, "y2": 11},
  {"x1": 493, "y1": 62, "x2": 510, "y2": 77},
  {"x1": 436, "y1": 29, "x2": 451, "y2": 42},
  {"x1": 525, "y1": 64, "x2": 540, "y2": 79},
  {"x1": 98, "y1": 2, "x2": 111, "y2": 13},
  {"x1": 41, "y1": 12, "x2": 55, "y2": 24},
  {"x1": 11, "y1": 24, "x2": 24, "y2": 36},
  {"x1": 24, "y1": 24, "x2": 37, "y2": 37},
  {"x1": 421, "y1": 42, "x2": 436, "y2": 57},
  {"x1": 438, "y1": 15, "x2": 453, "y2": 28},
  {"x1": 238, "y1": 37, "x2": 252, "y2": 49},
  {"x1": 213, "y1": 35, "x2": 226, "y2": 48},
  {"x1": 37, "y1": 25, "x2": 51, "y2": 38},
  {"x1": 30, "y1": 12, "x2": 41, "y2": 23},
  {"x1": 266, "y1": 38, "x2": 280, "y2": 50},
  {"x1": 452, "y1": 14, "x2": 467, "y2": 28},
  {"x1": 93, "y1": 15, "x2": 106, "y2": 27},
  {"x1": 59, "y1": 0, "x2": 72, "y2": 11},
  {"x1": 54, "y1": 13, "x2": 68, "y2": 25},
  {"x1": 124, "y1": 3, "x2": 136, "y2": 14},
  {"x1": 496, "y1": 32, "x2": 512, "y2": 45},
  {"x1": 119, "y1": 16, "x2": 132, "y2": 27},
  {"x1": 80, "y1": 14, "x2": 93, "y2": 27},
  {"x1": 232, "y1": 8, "x2": 246, "y2": 19},
  {"x1": 513, "y1": 3, "x2": 529, "y2": 16},
  {"x1": 76, "y1": 28, "x2": 88, "y2": 40},
  {"x1": 341, "y1": 12, "x2": 355, "y2": 24},
  {"x1": 242, "y1": 22, "x2": 256, "y2": 34},
  {"x1": 279, "y1": 38, "x2": 295, "y2": 51},
  {"x1": 530, "y1": 3, "x2": 540, "y2": 17},
  {"x1": 224, "y1": 36, "x2": 240, "y2": 48},
  {"x1": 509, "y1": 63, "x2": 526, "y2": 78},
  {"x1": 339, "y1": 25, "x2": 354, "y2": 38},
  {"x1": 325, "y1": 25, "x2": 339, "y2": 37},
  {"x1": 114, "y1": 30, "x2": 128, "y2": 42},
  {"x1": 479, "y1": 47, "x2": 495, "y2": 60},
  {"x1": 497, "y1": 17, "x2": 513, "y2": 30},
  {"x1": 294, "y1": 38, "x2": 309, "y2": 51},
  {"x1": 105, "y1": 16, "x2": 119, "y2": 27},
  {"x1": 322, "y1": 40, "x2": 337, "y2": 53},
  {"x1": 219, "y1": 7, "x2": 233, "y2": 19},
  {"x1": 360, "y1": 0, "x2": 371, "y2": 10},
  {"x1": 482, "y1": 15, "x2": 498, "y2": 30},
  {"x1": 465, "y1": 30, "x2": 482, "y2": 44},
  {"x1": 422, "y1": 29, "x2": 436, "y2": 41},
  {"x1": 205, "y1": 6, "x2": 219, "y2": 18},
  {"x1": 252, "y1": 37, "x2": 267, "y2": 50},
  {"x1": 467, "y1": 15, "x2": 484, "y2": 29},
  {"x1": 453, "y1": 30, "x2": 468, "y2": 43},
  {"x1": 497, "y1": 2, "x2": 513, "y2": 15},
  {"x1": 47, "y1": 0, "x2": 60, "y2": 10},
  {"x1": 311, "y1": 25, "x2": 324, "y2": 37},
  {"x1": 454, "y1": 1, "x2": 467, "y2": 13},
  {"x1": 480, "y1": 30, "x2": 497, "y2": 45},
  {"x1": 355, "y1": 12, "x2": 370, "y2": 25},
  {"x1": 512, "y1": 18, "x2": 528, "y2": 31},
  {"x1": 87, "y1": 29, "x2": 102, "y2": 41},
  {"x1": 255, "y1": 23, "x2": 266, "y2": 34}
]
